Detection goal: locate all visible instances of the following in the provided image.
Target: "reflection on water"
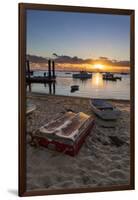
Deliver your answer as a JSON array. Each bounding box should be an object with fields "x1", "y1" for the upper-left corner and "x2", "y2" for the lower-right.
[
  {"x1": 27, "y1": 72, "x2": 130, "y2": 100},
  {"x1": 27, "y1": 82, "x2": 56, "y2": 95},
  {"x1": 91, "y1": 73, "x2": 104, "y2": 88}
]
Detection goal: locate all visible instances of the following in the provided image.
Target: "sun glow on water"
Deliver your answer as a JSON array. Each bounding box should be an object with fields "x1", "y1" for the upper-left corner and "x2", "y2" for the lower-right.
[{"x1": 91, "y1": 73, "x2": 104, "y2": 88}]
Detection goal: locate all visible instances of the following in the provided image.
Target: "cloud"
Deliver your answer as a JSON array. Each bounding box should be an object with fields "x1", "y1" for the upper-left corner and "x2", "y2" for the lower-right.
[
  {"x1": 27, "y1": 54, "x2": 130, "y2": 67},
  {"x1": 54, "y1": 54, "x2": 84, "y2": 64},
  {"x1": 91, "y1": 57, "x2": 130, "y2": 67},
  {"x1": 27, "y1": 54, "x2": 48, "y2": 63},
  {"x1": 99, "y1": 56, "x2": 108, "y2": 60}
]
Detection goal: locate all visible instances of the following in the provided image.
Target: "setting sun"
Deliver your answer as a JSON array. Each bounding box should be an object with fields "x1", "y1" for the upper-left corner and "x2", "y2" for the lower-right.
[{"x1": 94, "y1": 64, "x2": 104, "y2": 70}]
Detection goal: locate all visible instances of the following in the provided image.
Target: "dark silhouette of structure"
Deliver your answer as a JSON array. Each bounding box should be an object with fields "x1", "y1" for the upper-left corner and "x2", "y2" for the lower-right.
[{"x1": 26, "y1": 59, "x2": 56, "y2": 83}]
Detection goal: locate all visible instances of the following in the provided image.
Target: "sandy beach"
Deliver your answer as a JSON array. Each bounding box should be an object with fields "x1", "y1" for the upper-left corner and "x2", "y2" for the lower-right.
[{"x1": 26, "y1": 94, "x2": 130, "y2": 191}]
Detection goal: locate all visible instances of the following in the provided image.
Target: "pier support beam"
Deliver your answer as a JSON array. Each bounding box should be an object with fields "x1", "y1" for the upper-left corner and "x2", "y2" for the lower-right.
[
  {"x1": 48, "y1": 60, "x2": 51, "y2": 78},
  {"x1": 26, "y1": 60, "x2": 30, "y2": 80},
  {"x1": 52, "y1": 60, "x2": 55, "y2": 78}
]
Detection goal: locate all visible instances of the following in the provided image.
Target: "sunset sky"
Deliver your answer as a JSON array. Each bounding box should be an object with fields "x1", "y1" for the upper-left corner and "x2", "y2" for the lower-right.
[{"x1": 26, "y1": 9, "x2": 130, "y2": 72}]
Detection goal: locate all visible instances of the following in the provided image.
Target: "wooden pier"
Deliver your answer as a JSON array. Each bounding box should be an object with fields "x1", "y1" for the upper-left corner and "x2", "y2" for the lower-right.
[
  {"x1": 26, "y1": 59, "x2": 56, "y2": 84},
  {"x1": 26, "y1": 77, "x2": 56, "y2": 83}
]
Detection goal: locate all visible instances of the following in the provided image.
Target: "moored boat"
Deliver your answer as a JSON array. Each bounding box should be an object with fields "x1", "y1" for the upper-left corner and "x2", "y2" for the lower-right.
[
  {"x1": 103, "y1": 73, "x2": 122, "y2": 81},
  {"x1": 115, "y1": 76, "x2": 122, "y2": 80},
  {"x1": 71, "y1": 85, "x2": 79, "y2": 92},
  {"x1": 103, "y1": 73, "x2": 116, "y2": 81},
  {"x1": 73, "y1": 71, "x2": 92, "y2": 79},
  {"x1": 71, "y1": 85, "x2": 79, "y2": 90},
  {"x1": 90, "y1": 99, "x2": 120, "y2": 120}
]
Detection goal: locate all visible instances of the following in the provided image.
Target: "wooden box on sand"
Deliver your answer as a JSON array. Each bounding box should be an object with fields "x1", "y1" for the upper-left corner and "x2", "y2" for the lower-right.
[{"x1": 32, "y1": 112, "x2": 95, "y2": 156}]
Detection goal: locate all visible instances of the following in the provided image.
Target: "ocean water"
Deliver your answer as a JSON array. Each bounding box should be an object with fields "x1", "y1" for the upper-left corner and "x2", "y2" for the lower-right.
[{"x1": 27, "y1": 71, "x2": 130, "y2": 100}]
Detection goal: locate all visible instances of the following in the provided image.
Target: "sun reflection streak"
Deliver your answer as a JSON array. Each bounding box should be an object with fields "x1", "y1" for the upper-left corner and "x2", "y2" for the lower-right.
[{"x1": 92, "y1": 73, "x2": 104, "y2": 88}]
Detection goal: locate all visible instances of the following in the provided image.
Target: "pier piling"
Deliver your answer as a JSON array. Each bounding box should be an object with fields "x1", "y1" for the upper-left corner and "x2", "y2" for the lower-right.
[
  {"x1": 48, "y1": 60, "x2": 51, "y2": 78},
  {"x1": 26, "y1": 59, "x2": 56, "y2": 84},
  {"x1": 26, "y1": 60, "x2": 30, "y2": 80},
  {"x1": 52, "y1": 60, "x2": 55, "y2": 78}
]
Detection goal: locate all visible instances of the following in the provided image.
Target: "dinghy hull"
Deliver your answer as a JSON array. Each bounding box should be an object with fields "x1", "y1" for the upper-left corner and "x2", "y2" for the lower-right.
[
  {"x1": 32, "y1": 112, "x2": 95, "y2": 156},
  {"x1": 90, "y1": 99, "x2": 120, "y2": 121}
]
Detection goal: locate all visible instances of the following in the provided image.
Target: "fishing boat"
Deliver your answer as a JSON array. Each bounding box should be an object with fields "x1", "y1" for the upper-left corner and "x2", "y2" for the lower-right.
[
  {"x1": 31, "y1": 112, "x2": 95, "y2": 156},
  {"x1": 90, "y1": 99, "x2": 120, "y2": 120},
  {"x1": 103, "y1": 73, "x2": 122, "y2": 81},
  {"x1": 73, "y1": 71, "x2": 92, "y2": 79},
  {"x1": 115, "y1": 76, "x2": 122, "y2": 80},
  {"x1": 103, "y1": 73, "x2": 117, "y2": 81},
  {"x1": 71, "y1": 85, "x2": 79, "y2": 92},
  {"x1": 26, "y1": 103, "x2": 36, "y2": 115}
]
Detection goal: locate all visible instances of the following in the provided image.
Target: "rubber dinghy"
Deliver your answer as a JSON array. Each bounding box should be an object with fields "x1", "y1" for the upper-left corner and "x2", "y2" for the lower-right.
[
  {"x1": 90, "y1": 99, "x2": 120, "y2": 120},
  {"x1": 32, "y1": 112, "x2": 95, "y2": 156}
]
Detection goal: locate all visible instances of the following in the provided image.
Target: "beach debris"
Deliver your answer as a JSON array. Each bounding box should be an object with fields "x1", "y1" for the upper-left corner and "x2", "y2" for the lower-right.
[
  {"x1": 109, "y1": 136, "x2": 125, "y2": 147},
  {"x1": 65, "y1": 108, "x2": 75, "y2": 113},
  {"x1": 26, "y1": 102, "x2": 36, "y2": 115}
]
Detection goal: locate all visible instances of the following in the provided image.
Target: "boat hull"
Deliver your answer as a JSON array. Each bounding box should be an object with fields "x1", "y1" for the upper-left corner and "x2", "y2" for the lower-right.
[
  {"x1": 33, "y1": 120, "x2": 94, "y2": 156},
  {"x1": 32, "y1": 112, "x2": 95, "y2": 156},
  {"x1": 90, "y1": 100, "x2": 120, "y2": 121},
  {"x1": 73, "y1": 74, "x2": 92, "y2": 79},
  {"x1": 103, "y1": 77, "x2": 117, "y2": 81}
]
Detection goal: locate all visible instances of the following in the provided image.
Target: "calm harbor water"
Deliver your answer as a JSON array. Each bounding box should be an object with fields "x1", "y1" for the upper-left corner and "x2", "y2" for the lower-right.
[{"x1": 27, "y1": 71, "x2": 130, "y2": 100}]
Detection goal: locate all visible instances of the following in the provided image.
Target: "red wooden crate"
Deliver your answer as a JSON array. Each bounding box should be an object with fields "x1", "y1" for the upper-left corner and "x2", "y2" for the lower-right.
[{"x1": 32, "y1": 112, "x2": 95, "y2": 156}]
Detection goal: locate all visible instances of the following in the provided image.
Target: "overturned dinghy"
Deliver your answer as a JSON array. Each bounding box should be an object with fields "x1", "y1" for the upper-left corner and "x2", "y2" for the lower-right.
[
  {"x1": 32, "y1": 112, "x2": 95, "y2": 156},
  {"x1": 90, "y1": 99, "x2": 120, "y2": 121}
]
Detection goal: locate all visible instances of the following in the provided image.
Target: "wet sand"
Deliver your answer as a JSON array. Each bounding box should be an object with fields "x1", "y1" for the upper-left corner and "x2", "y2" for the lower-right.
[{"x1": 26, "y1": 94, "x2": 130, "y2": 191}]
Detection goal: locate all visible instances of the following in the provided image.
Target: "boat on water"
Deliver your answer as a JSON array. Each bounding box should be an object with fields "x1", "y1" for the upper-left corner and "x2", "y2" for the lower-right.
[
  {"x1": 103, "y1": 72, "x2": 121, "y2": 81},
  {"x1": 32, "y1": 111, "x2": 95, "y2": 156},
  {"x1": 71, "y1": 85, "x2": 79, "y2": 92},
  {"x1": 90, "y1": 99, "x2": 120, "y2": 121},
  {"x1": 72, "y1": 71, "x2": 92, "y2": 79},
  {"x1": 120, "y1": 72, "x2": 129, "y2": 75},
  {"x1": 115, "y1": 76, "x2": 122, "y2": 80},
  {"x1": 65, "y1": 72, "x2": 71, "y2": 74}
]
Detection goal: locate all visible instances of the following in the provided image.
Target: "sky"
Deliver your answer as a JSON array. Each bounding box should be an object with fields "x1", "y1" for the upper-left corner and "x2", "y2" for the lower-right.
[{"x1": 26, "y1": 9, "x2": 130, "y2": 63}]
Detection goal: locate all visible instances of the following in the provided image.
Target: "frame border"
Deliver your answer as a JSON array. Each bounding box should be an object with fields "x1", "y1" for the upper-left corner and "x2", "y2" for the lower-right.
[{"x1": 19, "y1": 3, "x2": 135, "y2": 197}]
